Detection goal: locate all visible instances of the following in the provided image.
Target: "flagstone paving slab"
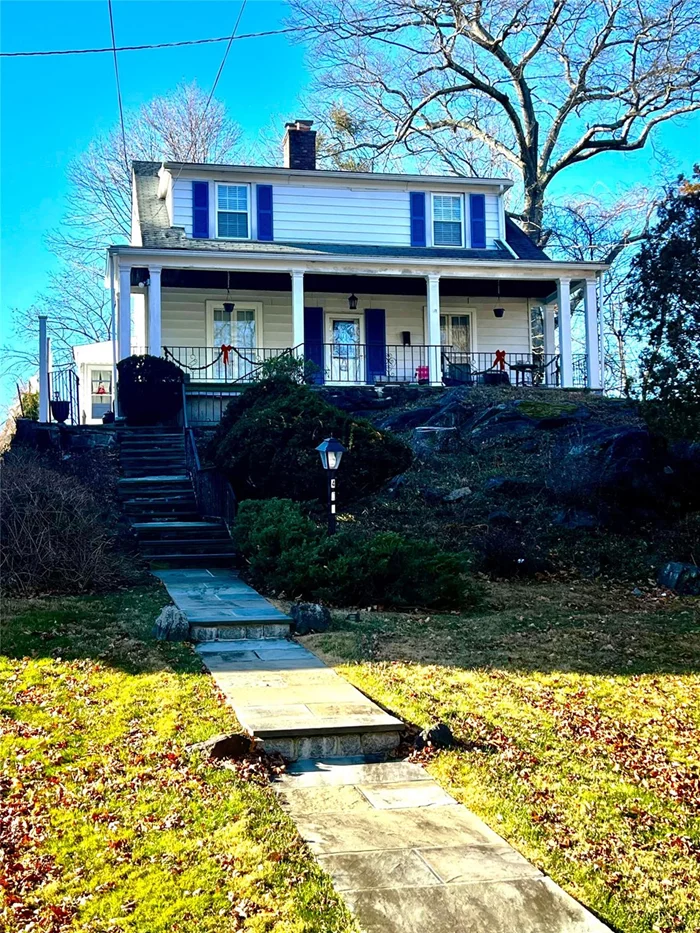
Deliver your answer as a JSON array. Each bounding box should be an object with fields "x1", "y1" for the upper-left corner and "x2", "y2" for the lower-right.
[
  {"x1": 276, "y1": 758, "x2": 610, "y2": 932},
  {"x1": 161, "y1": 566, "x2": 608, "y2": 931}
]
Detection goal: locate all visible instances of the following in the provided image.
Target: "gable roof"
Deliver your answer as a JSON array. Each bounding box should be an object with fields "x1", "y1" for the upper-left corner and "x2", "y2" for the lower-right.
[{"x1": 132, "y1": 161, "x2": 550, "y2": 262}]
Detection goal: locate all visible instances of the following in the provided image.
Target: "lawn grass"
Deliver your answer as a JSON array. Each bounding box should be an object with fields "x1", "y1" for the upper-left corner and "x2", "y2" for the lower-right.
[
  {"x1": 302, "y1": 581, "x2": 700, "y2": 933},
  {"x1": 0, "y1": 587, "x2": 356, "y2": 933}
]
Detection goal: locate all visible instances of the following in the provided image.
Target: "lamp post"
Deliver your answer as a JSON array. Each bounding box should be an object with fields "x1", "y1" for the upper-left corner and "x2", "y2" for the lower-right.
[{"x1": 316, "y1": 436, "x2": 347, "y2": 535}]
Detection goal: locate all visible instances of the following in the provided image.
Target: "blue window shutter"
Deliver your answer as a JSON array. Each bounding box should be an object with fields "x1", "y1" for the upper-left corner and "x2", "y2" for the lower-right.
[
  {"x1": 256, "y1": 184, "x2": 273, "y2": 241},
  {"x1": 410, "y1": 192, "x2": 426, "y2": 247},
  {"x1": 470, "y1": 193, "x2": 486, "y2": 248},
  {"x1": 303, "y1": 307, "x2": 325, "y2": 384},
  {"x1": 192, "y1": 181, "x2": 209, "y2": 238},
  {"x1": 365, "y1": 309, "x2": 386, "y2": 383}
]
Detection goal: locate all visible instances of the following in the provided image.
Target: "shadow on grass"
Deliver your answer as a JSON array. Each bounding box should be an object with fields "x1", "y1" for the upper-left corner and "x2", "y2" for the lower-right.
[
  {"x1": 0, "y1": 585, "x2": 187, "y2": 674},
  {"x1": 308, "y1": 582, "x2": 700, "y2": 677}
]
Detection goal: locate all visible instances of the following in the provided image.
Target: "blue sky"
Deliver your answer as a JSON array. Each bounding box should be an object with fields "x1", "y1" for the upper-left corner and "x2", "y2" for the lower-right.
[{"x1": 1, "y1": 0, "x2": 699, "y2": 415}]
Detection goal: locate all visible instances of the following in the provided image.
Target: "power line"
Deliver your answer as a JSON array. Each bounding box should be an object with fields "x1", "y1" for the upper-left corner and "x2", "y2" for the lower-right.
[
  {"x1": 0, "y1": 14, "x2": 393, "y2": 59},
  {"x1": 0, "y1": 28, "x2": 294, "y2": 58},
  {"x1": 107, "y1": 0, "x2": 128, "y2": 174},
  {"x1": 205, "y1": 0, "x2": 247, "y2": 112}
]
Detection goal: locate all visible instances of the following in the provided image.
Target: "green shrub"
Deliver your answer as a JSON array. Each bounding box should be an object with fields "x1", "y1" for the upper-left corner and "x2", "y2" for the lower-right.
[
  {"x1": 117, "y1": 354, "x2": 184, "y2": 425},
  {"x1": 235, "y1": 499, "x2": 479, "y2": 610},
  {"x1": 209, "y1": 370, "x2": 412, "y2": 502},
  {"x1": 18, "y1": 389, "x2": 39, "y2": 420}
]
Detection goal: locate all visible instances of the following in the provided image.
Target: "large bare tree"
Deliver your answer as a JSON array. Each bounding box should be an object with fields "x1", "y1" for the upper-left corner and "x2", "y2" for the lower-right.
[
  {"x1": 3, "y1": 82, "x2": 242, "y2": 383},
  {"x1": 53, "y1": 81, "x2": 242, "y2": 263},
  {"x1": 289, "y1": 0, "x2": 700, "y2": 243}
]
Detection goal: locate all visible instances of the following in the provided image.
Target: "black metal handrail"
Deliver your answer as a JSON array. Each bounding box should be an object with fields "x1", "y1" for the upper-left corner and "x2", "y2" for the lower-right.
[
  {"x1": 47, "y1": 367, "x2": 80, "y2": 424},
  {"x1": 182, "y1": 383, "x2": 236, "y2": 530}
]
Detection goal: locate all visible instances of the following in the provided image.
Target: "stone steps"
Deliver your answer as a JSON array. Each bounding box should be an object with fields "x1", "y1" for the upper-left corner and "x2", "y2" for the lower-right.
[{"x1": 196, "y1": 638, "x2": 402, "y2": 760}]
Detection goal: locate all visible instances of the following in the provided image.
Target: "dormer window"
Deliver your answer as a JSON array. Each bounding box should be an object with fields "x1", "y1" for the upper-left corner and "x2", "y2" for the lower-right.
[
  {"x1": 216, "y1": 183, "x2": 249, "y2": 239},
  {"x1": 432, "y1": 194, "x2": 463, "y2": 246}
]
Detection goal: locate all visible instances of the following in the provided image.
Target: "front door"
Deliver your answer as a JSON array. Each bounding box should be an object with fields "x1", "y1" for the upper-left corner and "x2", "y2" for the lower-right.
[
  {"x1": 327, "y1": 316, "x2": 363, "y2": 383},
  {"x1": 209, "y1": 303, "x2": 260, "y2": 381}
]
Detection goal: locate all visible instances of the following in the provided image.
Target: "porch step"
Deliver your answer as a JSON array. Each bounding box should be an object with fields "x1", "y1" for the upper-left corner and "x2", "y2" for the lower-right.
[
  {"x1": 146, "y1": 552, "x2": 236, "y2": 567},
  {"x1": 140, "y1": 538, "x2": 236, "y2": 554},
  {"x1": 190, "y1": 621, "x2": 292, "y2": 642},
  {"x1": 132, "y1": 520, "x2": 228, "y2": 538},
  {"x1": 195, "y1": 639, "x2": 402, "y2": 760}
]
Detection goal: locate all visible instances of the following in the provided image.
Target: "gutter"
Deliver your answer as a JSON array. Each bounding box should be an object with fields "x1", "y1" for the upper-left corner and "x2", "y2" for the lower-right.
[{"x1": 107, "y1": 244, "x2": 609, "y2": 274}]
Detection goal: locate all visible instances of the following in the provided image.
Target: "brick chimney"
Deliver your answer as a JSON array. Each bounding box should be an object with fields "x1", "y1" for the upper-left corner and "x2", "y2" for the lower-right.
[{"x1": 283, "y1": 119, "x2": 316, "y2": 170}]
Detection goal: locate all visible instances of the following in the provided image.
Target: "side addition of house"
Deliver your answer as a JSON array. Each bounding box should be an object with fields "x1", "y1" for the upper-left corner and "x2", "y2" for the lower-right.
[{"x1": 108, "y1": 119, "x2": 607, "y2": 417}]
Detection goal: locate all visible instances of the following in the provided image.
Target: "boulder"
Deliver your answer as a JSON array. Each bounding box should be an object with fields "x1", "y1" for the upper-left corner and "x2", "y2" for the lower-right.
[
  {"x1": 443, "y1": 486, "x2": 472, "y2": 503},
  {"x1": 414, "y1": 722, "x2": 455, "y2": 751},
  {"x1": 550, "y1": 425, "x2": 667, "y2": 509},
  {"x1": 154, "y1": 605, "x2": 189, "y2": 641},
  {"x1": 379, "y1": 405, "x2": 443, "y2": 431},
  {"x1": 188, "y1": 732, "x2": 255, "y2": 759},
  {"x1": 657, "y1": 561, "x2": 700, "y2": 596},
  {"x1": 290, "y1": 602, "x2": 331, "y2": 635},
  {"x1": 411, "y1": 425, "x2": 460, "y2": 458}
]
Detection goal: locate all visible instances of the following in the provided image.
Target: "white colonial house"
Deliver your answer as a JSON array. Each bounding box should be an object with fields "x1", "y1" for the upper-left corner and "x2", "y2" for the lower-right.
[{"x1": 104, "y1": 119, "x2": 607, "y2": 420}]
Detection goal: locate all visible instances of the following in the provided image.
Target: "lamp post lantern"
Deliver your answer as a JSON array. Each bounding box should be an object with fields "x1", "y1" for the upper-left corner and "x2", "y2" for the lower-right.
[{"x1": 316, "y1": 436, "x2": 347, "y2": 535}]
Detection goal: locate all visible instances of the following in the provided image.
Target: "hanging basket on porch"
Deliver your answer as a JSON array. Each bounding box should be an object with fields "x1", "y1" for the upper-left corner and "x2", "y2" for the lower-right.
[{"x1": 116, "y1": 353, "x2": 184, "y2": 426}]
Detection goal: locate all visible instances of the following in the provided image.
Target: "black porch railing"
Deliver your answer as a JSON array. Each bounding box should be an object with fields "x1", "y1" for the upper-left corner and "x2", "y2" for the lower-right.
[
  {"x1": 47, "y1": 367, "x2": 80, "y2": 425},
  {"x1": 164, "y1": 345, "x2": 588, "y2": 390},
  {"x1": 165, "y1": 346, "x2": 295, "y2": 383}
]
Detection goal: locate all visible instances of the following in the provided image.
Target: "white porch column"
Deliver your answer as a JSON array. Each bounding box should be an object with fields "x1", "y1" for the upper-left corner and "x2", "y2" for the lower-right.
[
  {"x1": 118, "y1": 264, "x2": 132, "y2": 362},
  {"x1": 543, "y1": 303, "x2": 556, "y2": 386},
  {"x1": 147, "y1": 266, "x2": 162, "y2": 356},
  {"x1": 426, "y1": 272, "x2": 442, "y2": 385},
  {"x1": 597, "y1": 271, "x2": 606, "y2": 392},
  {"x1": 38, "y1": 315, "x2": 49, "y2": 422},
  {"x1": 557, "y1": 278, "x2": 573, "y2": 388},
  {"x1": 291, "y1": 270, "x2": 304, "y2": 351},
  {"x1": 584, "y1": 277, "x2": 602, "y2": 389}
]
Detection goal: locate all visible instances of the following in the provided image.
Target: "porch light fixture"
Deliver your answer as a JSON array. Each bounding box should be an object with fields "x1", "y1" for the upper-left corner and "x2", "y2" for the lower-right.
[
  {"x1": 493, "y1": 279, "x2": 505, "y2": 318},
  {"x1": 223, "y1": 271, "x2": 235, "y2": 316},
  {"x1": 316, "y1": 436, "x2": 347, "y2": 535},
  {"x1": 348, "y1": 292, "x2": 358, "y2": 311}
]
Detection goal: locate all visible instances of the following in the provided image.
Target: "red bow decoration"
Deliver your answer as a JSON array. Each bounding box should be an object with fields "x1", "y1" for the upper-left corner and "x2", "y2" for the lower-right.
[
  {"x1": 220, "y1": 344, "x2": 233, "y2": 365},
  {"x1": 494, "y1": 349, "x2": 507, "y2": 371}
]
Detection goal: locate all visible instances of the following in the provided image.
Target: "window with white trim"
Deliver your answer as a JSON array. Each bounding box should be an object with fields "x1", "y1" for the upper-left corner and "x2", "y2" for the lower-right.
[
  {"x1": 90, "y1": 369, "x2": 112, "y2": 420},
  {"x1": 216, "y1": 184, "x2": 249, "y2": 239},
  {"x1": 433, "y1": 194, "x2": 463, "y2": 246}
]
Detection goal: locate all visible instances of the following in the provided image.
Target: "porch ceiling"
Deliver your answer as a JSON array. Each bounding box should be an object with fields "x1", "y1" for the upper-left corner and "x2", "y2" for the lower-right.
[{"x1": 137, "y1": 268, "x2": 557, "y2": 301}]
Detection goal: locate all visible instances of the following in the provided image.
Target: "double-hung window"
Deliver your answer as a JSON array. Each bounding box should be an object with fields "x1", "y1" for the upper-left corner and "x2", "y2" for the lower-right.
[
  {"x1": 217, "y1": 184, "x2": 249, "y2": 239},
  {"x1": 433, "y1": 194, "x2": 463, "y2": 246}
]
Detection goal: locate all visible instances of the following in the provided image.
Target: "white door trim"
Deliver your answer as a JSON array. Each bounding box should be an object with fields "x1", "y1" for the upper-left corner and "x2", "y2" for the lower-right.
[
  {"x1": 439, "y1": 308, "x2": 477, "y2": 351},
  {"x1": 205, "y1": 299, "x2": 264, "y2": 348}
]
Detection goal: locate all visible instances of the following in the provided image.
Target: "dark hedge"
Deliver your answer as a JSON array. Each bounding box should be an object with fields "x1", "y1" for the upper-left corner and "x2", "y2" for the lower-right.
[{"x1": 117, "y1": 354, "x2": 184, "y2": 426}]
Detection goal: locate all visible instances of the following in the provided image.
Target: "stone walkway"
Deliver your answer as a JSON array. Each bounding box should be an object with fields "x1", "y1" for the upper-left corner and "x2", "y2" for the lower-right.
[
  {"x1": 158, "y1": 565, "x2": 609, "y2": 932},
  {"x1": 277, "y1": 758, "x2": 609, "y2": 933}
]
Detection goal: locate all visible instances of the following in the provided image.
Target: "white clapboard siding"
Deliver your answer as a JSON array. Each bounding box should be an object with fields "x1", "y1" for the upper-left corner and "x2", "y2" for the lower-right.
[
  {"x1": 167, "y1": 178, "x2": 502, "y2": 248},
  {"x1": 161, "y1": 289, "x2": 533, "y2": 357},
  {"x1": 172, "y1": 178, "x2": 193, "y2": 236},
  {"x1": 273, "y1": 186, "x2": 411, "y2": 245},
  {"x1": 441, "y1": 297, "x2": 531, "y2": 354},
  {"x1": 483, "y1": 194, "x2": 500, "y2": 246}
]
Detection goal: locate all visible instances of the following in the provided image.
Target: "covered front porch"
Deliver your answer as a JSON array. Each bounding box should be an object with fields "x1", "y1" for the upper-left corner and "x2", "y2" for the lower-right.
[{"x1": 111, "y1": 249, "x2": 605, "y2": 400}]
